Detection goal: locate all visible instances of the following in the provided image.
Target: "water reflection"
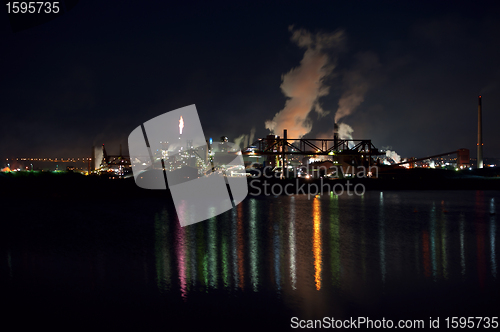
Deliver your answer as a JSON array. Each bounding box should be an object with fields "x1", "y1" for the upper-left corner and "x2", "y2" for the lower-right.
[
  {"x1": 489, "y1": 198, "x2": 497, "y2": 279},
  {"x1": 441, "y1": 203, "x2": 449, "y2": 280},
  {"x1": 249, "y1": 199, "x2": 259, "y2": 292},
  {"x1": 154, "y1": 209, "x2": 171, "y2": 292},
  {"x1": 430, "y1": 202, "x2": 437, "y2": 281},
  {"x1": 237, "y1": 203, "x2": 245, "y2": 290},
  {"x1": 476, "y1": 191, "x2": 487, "y2": 289},
  {"x1": 220, "y1": 213, "x2": 230, "y2": 288},
  {"x1": 312, "y1": 197, "x2": 322, "y2": 290},
  {"x1": 422, "y1": 229, "x2": 431, "y2": 279},
  {"x1": 175, "y1": 213, "x2": 187, "y2": 300},
  {"x1": 360, "y1": 194, "x2": 367, "y2": 281},
  {"x1": 491, "y1": 217, "x2": 497, "y2": 279},
  {"x1": 6, "y1": 191, "x2": 497, "y2": 318},
  {"x1": 460, "y1": 213, "x2": 466, "y2": 277},
  {"x1": 330, "y1": 194, "x2": 340, "y2": 288},
  {"x1": 148, "y1": 192, "x2": 500, "y2": 301},
  {"x1": 289, "y1": 196, "x2": 297, "y2": 290},
  {"x1": 231, "y1": 208, "x2": 238, "y2": 289},
  {"x1": 188, "y1": 221, "x2": 196, "y2": 290},
  {"x1": 490, "y1": 197, "x2": 497, "y2": 278},
  {"x1": 379, "y1": 192, "x2": 386, "y2": 283},
  {"x1": 208, "y1": 216, "x2": 217, "y2": 289},
  {"x1": 273, "y1": 205, "x2": 282, "y2": 293}
]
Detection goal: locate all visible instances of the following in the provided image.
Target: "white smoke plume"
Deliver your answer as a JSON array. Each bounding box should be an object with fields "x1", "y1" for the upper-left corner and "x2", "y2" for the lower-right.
[
  {"x1": 337, "y1": 123, "x2": 353, "y2": 140},
  {"x1": 234, "y1": 134, "x2": 248, "y2": 151},
  {"x1": 248, "y1": 127, "x2": 256, "y2": 146},
  {"x1": 385, "y1": 150, "x2": 401, "y2": 164},
  {"x1": 334, "y1": 51, "x2": 381, "y2": 124},
  {"x1": 234, "y1": 127, "x2": 256, "y2": 150},
  {"x1": 337, "y1": 122, "x2": 354, "y2": 148},
  {"x1": 265, "y1": 26, "x2": 344, "y2": 139}
]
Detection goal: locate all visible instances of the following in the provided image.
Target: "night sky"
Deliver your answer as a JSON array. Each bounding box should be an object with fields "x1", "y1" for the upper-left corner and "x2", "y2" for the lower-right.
[{"x1": 1, "y1": 1, "x2": 500, "y2": 160}]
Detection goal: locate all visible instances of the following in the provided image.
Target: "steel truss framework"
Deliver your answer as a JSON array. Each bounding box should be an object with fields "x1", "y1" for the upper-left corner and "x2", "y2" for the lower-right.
[{"x1": 241, "y1": 137, "x2": 383, "y2": 156}]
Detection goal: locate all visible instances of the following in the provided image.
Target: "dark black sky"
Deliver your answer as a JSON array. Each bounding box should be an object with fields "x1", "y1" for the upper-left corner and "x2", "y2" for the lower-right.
[{"x1": 1, "y1": 1, "x2": 500, "y2": 159}]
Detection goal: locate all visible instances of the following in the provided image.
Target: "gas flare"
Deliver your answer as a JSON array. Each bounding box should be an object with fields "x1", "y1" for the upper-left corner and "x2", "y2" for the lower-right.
[{"x1": 179, "y1": 116, "x2": 184, "y2": 135}]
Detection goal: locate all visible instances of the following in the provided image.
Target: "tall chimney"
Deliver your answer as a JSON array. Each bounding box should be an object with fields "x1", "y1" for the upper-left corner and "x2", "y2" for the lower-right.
[
  {"x1": 334, "y1": 123, "x2": 339, "y2": 151},
  {"x1": 282, "y1": 129, "x2": 287, "y2": 176},
  {"x1": 477, "y1": 96, "x2": 483, "y2": 168}
]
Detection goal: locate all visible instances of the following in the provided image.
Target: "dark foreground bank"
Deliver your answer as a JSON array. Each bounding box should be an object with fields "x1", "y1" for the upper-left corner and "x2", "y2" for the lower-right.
[{"x1": 1, "y1": 168, "x2": 499, "y2": 200}]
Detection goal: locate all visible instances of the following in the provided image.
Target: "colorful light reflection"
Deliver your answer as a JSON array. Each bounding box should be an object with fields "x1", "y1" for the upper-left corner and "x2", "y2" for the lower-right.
[{"x1": 313, "y1": 197, "x2": 322, "y2": 290}]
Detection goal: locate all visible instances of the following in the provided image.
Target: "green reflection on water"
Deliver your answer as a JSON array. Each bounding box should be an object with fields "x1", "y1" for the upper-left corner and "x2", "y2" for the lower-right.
[
  {"x1": 208, "y1": 215, "x2": 217, "y2": 289},
  {"x1": 441, "y1": 208, "x2": 448, "y2": 280},
  {"x1": 221, "y1": 223, "x2": 230, "y2": 289},
  {"x1": 249, "y1": 199, "x2": 259, "y2": 292},
  {"x1": 154, "y1": 210, "x2": 171, "y2": 292}
]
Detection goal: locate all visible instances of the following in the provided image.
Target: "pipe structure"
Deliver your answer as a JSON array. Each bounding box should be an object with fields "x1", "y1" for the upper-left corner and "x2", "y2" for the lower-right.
[
  {"x1": 334, "y1": 123, "x2": 339, "y2": 152},
  {"x1": 392, "y1": 151, "x2": 458, "y2": 166},
  {"x1": 282, "y1": 129, "x2": 287, "y2": 177}
]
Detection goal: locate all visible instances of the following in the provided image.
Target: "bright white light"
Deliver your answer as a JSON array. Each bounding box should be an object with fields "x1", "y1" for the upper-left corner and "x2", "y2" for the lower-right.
[{"x1": 179, "y1": 116, "x2": 184, "y2": 135}]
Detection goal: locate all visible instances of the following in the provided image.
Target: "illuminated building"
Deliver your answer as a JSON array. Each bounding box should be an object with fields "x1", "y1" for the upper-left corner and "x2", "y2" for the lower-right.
[{"x1": 457, "y1": 148, "x2": 470, "y2": 169}]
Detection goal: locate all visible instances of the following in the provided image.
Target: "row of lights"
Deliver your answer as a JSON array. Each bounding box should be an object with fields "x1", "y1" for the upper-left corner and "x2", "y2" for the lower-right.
[{"x1": 6, "y1": 158, "x2": 92, "y2": 161}]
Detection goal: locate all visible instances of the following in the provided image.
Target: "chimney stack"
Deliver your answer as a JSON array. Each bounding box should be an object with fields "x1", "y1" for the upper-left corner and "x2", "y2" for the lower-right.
[
  {"x1": 282, "y1": 129, "x2": 287, "y2": 174},
  {"x1": 477, "y1": 96, "x2": 483, "y2": 169},
  {"x1": 334, "y1": 123, "x2": 339, "y2": 151}
]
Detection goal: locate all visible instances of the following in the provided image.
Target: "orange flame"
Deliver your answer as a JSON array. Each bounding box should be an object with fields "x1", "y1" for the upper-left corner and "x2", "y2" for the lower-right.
[{"x1": 179, "y1": 116, "x2": 184, "y2": 135}]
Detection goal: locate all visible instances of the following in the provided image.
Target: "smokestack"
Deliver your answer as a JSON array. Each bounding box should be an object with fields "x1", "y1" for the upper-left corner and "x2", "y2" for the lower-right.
[
  {"x1": 283, "y1": 129, "x2": 287, "y2": 176},
  {"x1": 334, "y1": 123, "x2": 339, "y2": 151},
  {"x1": 477, "y1": 96, "x2": 483, "y2": 169}
]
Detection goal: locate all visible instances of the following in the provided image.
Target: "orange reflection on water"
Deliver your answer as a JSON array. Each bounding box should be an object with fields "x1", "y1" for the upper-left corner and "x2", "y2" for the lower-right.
[{"x1": 313, "y1": 198, "x2": 322, "y2": 290}]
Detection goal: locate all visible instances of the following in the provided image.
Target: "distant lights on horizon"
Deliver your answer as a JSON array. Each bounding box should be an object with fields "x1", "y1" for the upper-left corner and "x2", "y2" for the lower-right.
[{"x1": 5, "y1": 157, "x2": 92, "y2": 161}]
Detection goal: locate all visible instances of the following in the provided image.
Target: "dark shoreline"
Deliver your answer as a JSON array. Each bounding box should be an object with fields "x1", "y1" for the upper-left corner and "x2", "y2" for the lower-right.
[{"x1": 1, "y1": 168, "x2": 499, "y2": 200}]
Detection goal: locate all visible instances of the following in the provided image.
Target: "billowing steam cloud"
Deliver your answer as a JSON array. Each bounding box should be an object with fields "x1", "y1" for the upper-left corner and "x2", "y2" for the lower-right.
[
  {"x1": 249, "y1": 127, "x2": 255, "y2": 146},
  {"x1": 337, "y1": 123, "x2": 353, "y2": 140},
  {"x1": 234, "y1": 135, "x2": 247, "y2": 151},
  {"x1": 334, "y1": 52, "x2": 381, "y2": 145},
  {"x1": 234, "y1": 127, "x2": 256, "y2": 150},
  {"x1": 385, "y1": 150, "x2": 401, "y2": 164},
  {"x1": 265, "y1": 26, "x2": 344, "y2": 138},
  {"x1": 334, "y1": 52, "x2": 381, "y2": 124}
]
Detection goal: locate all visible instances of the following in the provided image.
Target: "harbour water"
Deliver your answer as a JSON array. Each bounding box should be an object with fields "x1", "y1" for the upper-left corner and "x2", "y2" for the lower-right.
[{"x1": 2, "y1": 190, "x2": 499, "y2": 330}]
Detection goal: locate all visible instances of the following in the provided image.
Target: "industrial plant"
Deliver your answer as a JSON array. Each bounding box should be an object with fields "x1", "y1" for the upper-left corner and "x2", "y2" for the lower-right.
[{"x1": 2, "y1": 96, "x2": 496, "y2": 183}]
